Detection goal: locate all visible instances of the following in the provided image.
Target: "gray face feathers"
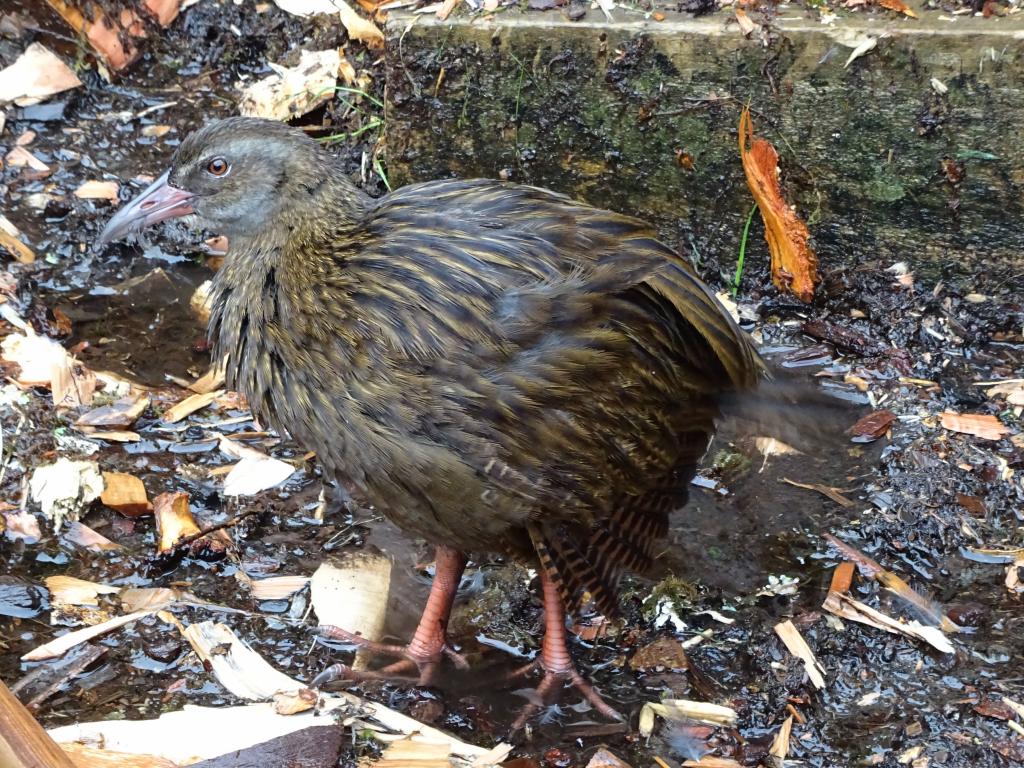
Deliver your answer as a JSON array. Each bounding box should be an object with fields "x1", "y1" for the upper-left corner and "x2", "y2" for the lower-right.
[{"x1": 167, "y1": 117, "x2": 332, "y2": 237}]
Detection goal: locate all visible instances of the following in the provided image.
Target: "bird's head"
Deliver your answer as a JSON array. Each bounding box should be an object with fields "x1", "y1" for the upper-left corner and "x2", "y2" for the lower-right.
[{"x1": 98, "y1": 117, "x2": 330, "y2": 246}]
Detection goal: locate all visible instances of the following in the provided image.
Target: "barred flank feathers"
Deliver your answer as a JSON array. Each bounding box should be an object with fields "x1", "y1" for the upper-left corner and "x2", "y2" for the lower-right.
[{"x1": 529, "y1": 495, "x2": 672, "y2": 618}]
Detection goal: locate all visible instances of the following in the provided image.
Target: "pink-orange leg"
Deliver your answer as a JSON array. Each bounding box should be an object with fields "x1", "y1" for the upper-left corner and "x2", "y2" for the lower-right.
[
  {"x1": 509, "y1": 569, "x2": 622, "y2": 730},
  {"x1": 311, "y1": 545, "x2": 468, "y2": 688}
]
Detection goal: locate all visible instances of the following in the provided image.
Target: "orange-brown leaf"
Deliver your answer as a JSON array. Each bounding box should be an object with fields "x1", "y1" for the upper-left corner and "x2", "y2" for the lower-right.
[
  {"x1": 878, "y1": 0, "x2": 918, "y2": 17},
  {"x1": 738, "y1": 108, "x2": 819, "y2": 303}
]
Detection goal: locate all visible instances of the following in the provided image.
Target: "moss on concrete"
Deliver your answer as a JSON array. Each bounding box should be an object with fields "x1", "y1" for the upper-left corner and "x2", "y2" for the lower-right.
[{"x1": 385, "y1": 12, "x2": 1024, "y2": 289}]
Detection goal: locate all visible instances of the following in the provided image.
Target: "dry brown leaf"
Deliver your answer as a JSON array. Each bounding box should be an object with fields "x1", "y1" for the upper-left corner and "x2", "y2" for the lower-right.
[
  {"x1": 101, "y1": 472, "x2": 152, "y2": 516},
  {"x1": 0, "y1": 42, "x2": 82, "y2": 105},
  {"x1": 153, "y1": 491, "x2": 201, "y2": 553},
  {"x1": 738, "y1": 108, "x2": 819, "y2": 303},
  {"x1": 940, "y1": 411, "x2": 1009, "y2": 441},
  {"x1": 238, "y1": 49, "x2": 341, "y2": 122},
  {"x1": 436, "y1": 0, "x2": 460, "y2": 19},
  {"x1": 74, "y1": 180, "x2": 121, "y2": 204},
  {"x1": 162, "y1": 390, "x2": 222, "y2": 423},
  {"x1": 336, "y1": 0, "x2": 384, "y2": 48},
  {"x1": 42, "y1": 0, "x2": 140, "y2": 70},
  {"x1": 64, "y1": 521, "x2": 120, "y2": 551},
  {"x1": 981, "y1": 380, "x2": 1024, "y2": 406},
  {"x1": 848, "y1": 409, "x2": 897, "y2": 441},
  {"x1": 3, "y1": 510, "x2": 42, "y2": 543},
  {"x1": 272, "y1": 688, "x2": 318, "y2": 715},
  {"x1": 829, "y1": 562, "x2": 855, "y2": 595},
  {"x1": 734, "y1": 7, "x2": 756, "y2": 35},
  {"x1": 77, "y1": 395, "x2": 150, "y2": 429},
  {"x1": 878, "y1": 0, "x2": 917, "y2": 17}
]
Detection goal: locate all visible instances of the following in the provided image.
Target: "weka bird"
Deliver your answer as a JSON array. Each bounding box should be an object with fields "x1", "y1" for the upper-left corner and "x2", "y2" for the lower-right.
[{"x1": 99, "y1": 116, "x2": 764, "y2": 723}]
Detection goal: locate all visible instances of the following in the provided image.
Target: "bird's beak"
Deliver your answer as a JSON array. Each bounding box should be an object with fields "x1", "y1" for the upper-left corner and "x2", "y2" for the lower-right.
[{"x1": 97, "y1": 171, "x2": 195, "y2": 245}]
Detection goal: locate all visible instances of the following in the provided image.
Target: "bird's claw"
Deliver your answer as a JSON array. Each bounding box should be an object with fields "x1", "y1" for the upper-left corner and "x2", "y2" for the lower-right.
[
  {"x1": 509, "y1": 660, "x2": 622, "y2": 731},
  {"x1": 313, "y1": 624, "x2": 467, "y2": 687}
]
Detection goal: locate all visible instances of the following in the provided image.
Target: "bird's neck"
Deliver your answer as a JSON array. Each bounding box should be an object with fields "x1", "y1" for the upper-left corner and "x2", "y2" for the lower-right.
[{"x1": 205, "y1": 174, "x2": 371, "y2": 429}]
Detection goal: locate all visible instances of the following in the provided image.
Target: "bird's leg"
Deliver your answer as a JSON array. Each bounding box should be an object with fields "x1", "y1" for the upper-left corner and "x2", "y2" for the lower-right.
[
  {"x1": 510, "y1": 570, "x2": 622, "y2": 730},
  {"x1": 312, "y1": 545, "x2": 468, "y2": 688}
]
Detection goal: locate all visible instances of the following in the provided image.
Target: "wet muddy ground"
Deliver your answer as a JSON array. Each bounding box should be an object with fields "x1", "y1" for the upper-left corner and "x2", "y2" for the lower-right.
[{"x1": 2, "y1": 0, "x2": 1024, "y2": 766}]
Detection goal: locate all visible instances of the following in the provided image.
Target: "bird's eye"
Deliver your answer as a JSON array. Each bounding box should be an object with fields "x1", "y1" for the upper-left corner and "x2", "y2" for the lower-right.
[{"x1": 206, "y1": 157, "x2": 230, "y2": 177}]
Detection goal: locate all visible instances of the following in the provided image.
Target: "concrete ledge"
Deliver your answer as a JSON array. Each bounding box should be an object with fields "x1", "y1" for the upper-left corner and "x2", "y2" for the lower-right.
[{"x1": 385, "y1": 10, "x2": 1024, "y2": 287}]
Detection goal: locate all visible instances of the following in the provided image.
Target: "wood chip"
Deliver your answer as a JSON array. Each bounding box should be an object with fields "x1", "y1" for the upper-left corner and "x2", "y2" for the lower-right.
[
  {"x1": 22, "y1": 610, "x2": 154, "y2": 661},
  {"x1": 822, "y1": 592, "x2": 954, "y2": 654},
  {"x1": 5, "y1": 145, "x2": 50, "y2": 172},
  {"x1": 180, "y1": 620, "x2": 303, "y2": 700},
  {"x1": 81, "y1": 430, "x2": 141, "y2": 443},
  {"x1": 45, "y1": 575, "x2": 120, "y2": 606},
  {"x1": 824, "y1": 533, "x2": 957, "y2": 632},
  {"x1": 249, "y1": 575, "x2": 310, "y2": 601},
  {"x1": 312, "y1": 555, "x2": 392, "y2": 670},
  {"x1": 639, "y1": 699, "x2": 738, "y2": 734},
  {"x1": 152, "y1": 491, "x2": 201, "y2": 554},
  {"x1": 774, "y1": 620, "x2": 826, "y2": 689},
  {"x1": 60, "y1": 744, "x2": 178, "y2": 768},
  {"x1": 769, "y1": 714, "x2": 794, "y2": 764},
  {"x1": 100, "y1": 472, "x2": 152, "y2": 517},
  {"x1": 77, "y1": 395, "x2": 149, "y2": 429},
  {"x1": 0, "y1": 228, "x2": 36, "y2": 264},
  {"x1": 223, "y1": 455, "x2": 296, "y2": 496},
  {"x1": 376, "y1": 738, "x2": 451, "y2": 768},
  {"x1": 74, "y1": 180, "x2": 120, "y2": 203},
  {"x1": 781, "y1": 477, "x2": 855, "y2": 507},
  {"x1": 940, "y1": 411, "x2": 1010, "y2": 441},
  {"x1": 162, "y1": 390, "x2": 222, "y2": 423},
  {"x1": 49, "y1": 695, "x2": 501, "y2": 764},
  {"x1": 189, "y1": 365, "x2": 226, "y2": 394},
  {"x1": 980, "y1": 379, "x2": 1024, "y2": 406},
  {"x1": 436, "y1": 0, "x2": 459, "y2": 18}
]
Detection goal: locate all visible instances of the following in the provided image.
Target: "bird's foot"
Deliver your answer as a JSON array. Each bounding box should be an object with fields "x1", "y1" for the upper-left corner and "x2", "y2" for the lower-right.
[
  {"x1": 508, "y1": 658, "x2": 622, "y2": 731},
  {"x1": 312, "y1": 624, "x2": 469, "y2": 688}
]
